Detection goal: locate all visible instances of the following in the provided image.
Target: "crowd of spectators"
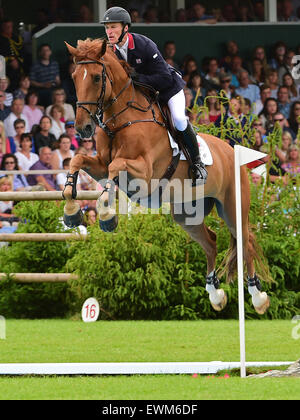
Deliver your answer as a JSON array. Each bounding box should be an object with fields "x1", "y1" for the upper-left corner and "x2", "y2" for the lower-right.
[{"x1": 0, "y1": 1, "x2": 299, "y2": 231}]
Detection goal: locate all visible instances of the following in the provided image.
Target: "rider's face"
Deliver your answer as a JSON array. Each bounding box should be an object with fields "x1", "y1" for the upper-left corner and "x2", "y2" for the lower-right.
[{"x1": 105, "y1": 22, "x2": 126, "y2": 44}]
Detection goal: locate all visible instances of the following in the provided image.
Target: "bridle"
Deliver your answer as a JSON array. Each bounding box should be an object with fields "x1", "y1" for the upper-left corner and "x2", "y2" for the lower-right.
[
  {"x1": 75, "y1": 56, "x2": 165, "y2": 142},
  {"x1": 75, "y1": 57, "x2": 131, "y2": 139}
]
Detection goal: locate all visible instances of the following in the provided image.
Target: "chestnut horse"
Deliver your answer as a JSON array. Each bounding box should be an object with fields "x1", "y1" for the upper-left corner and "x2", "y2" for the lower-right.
[{"x1": 63, "y1": 38, "x2": 270, "y2": 314}]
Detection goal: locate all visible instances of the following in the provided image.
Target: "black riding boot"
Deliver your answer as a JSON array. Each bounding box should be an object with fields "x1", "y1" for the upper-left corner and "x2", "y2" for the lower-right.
[{"x1": 180, "y1": 122, "x2": 207, "y2": 185}]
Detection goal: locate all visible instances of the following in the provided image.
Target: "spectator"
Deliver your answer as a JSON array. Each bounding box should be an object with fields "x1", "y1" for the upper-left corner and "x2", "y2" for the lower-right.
[
  {"x1": 50, "y1": 133, "x2": 74, "y2": 170},
  {"x1": 271, "y1": 111, "x2": 296, "y2": 139},
  {"x1": 0, "y1": 77, "x2": 13, "y2": 107},
  {"x1": 236, "y1": 3, "x2": 254, "y2": 21},
  {"x1": 13, "y1": 75, "x2": 31, "y2": 100},
  {"x1": 56, "y1": 157, "x2": 81, "y2": 191},
  {"x1": 175, "y1": 8, "x2": 187, "y2": 22},
  {"x1": 4, "y1": 98, "x2": 29, "y2": 138},
  {"x1": 65, "y1": 120, "x2": 80, "y2": 150},
  {"x1": 129, "y1": 9, "x2": 141, "y2": 23},
  {"x1": 205, "y1": 88, "x2": 222, "y2": 123},
  {"x1": 277, "y1": 85, "x2": 292, "y2": 119},
  {"x1": 80, "y1": 137, "x2": 96, "y2": 157},
  {"x1": 14, "y1": 132, "x2": 39, "y2": 171},
  {"x1": 7, "y1": 118, "x2": 26, "y2": 153},
  {"x1": 183, "y1": 87, "x2": 194, "y2": 113},
  {"x1": 215, "y1": 96, "x2": 247, "y2": 147},
  {"x1": 252, "y1": 116, "x2": 267, "y2": 142},
  {"x1": 278, "y1": 0, "x2": 299, "y2": 21},
  {"x1": 236, "y1": 70, "x2": 260, "y2": 104},
  {"x1": 219, "y1": 72, "x2": 233, "y2": 99},
  {"x1": 251, "y1": 46, "x2": 269, "y2": 74},
  {"x1": 0, "y1": 20, "x2": 24, "y2": 91},
  {"x1": 23, "y1": 90, "x2": 44, "y2": 131},
  {"x1": 253, "y1": 0, "x2": 265, "y2": 21},
  {"x1": 77, "y1": 4, "x2": 93, "y2": 23},
  {"x1": 0, "y1": 153, "x2": 29, "y2": 191},
  {"x1": 259, "y1": 97, "x2": 278, "y2": 130},
  {"x1": 281, "y1": 144, "x2": 300, "y2": 176},
  {"x1": 219, "y1": 40, "x2": 239, "y2": 72},
  {"x1": 33, "y1": 115, "x2": 56, "y2": 153},
  {"x1": 277, "y1": 49, "x2": 296, "y2": 84},
  {"x1": 74, "y1": 146, "x2": 97, "y2": 191},
  {"x1": 211, "y1": 7, "x2": 226, "y2": 22},
  {"x1": 229, "y1": 55, "x2": 246, "y2": 88},
  {"x1": 0, "y1": 121, "x2": 11, "y2": 164},
  {"x1": 288, "y1": 100, "x2": 300, "y2": 134},
  {"x1": 249, "y1": 58, "x2": 266, "y2": 86},
  {"x1": 49, "y1": 104, "x2": 65, "y2": 139},
  {"x1": 187, "y1": 71, "x2": 205, "y2": 106},
  {"x1": 46, "y1": 88, "x2": 75, "y2": 121},
  {"x1": 27, "y1": 146, "x2": 57, "y2": 191},
  {"x1": 282, "y1": 72, "x2": 299, "y2": 102},
  {"x1": 269, "y1": 41, "x2": 287, "y2": 70},
  {"x1": 163, "y1": 41, "x2": 179, "y2": 71},
  {"x1": 222, "y1": 3, "x2": 237, "y2": 21},
  {"x1": 84, "y1": 206, "x2": 97, "y2": 226},
  {"x1": 0, "y1": 90, "x2": 11, "y2": 121},
  {"x1": 182, "y1": 57, "x2": 198, "y2": 83},
  {"x1": 253, "y1": 84, "x2": 271, "y2": 115},
  {"x1": 61, "y1": 62, "x2": 77, "y2": 110},
  {"x1": 188, "y1": 2, "x2": 217, "y2": 24},
  {"x1": 276, "y1": 130, "x2": 293, "y2": 163},
  {"x1": 29, "y1": 43, "x2": 60, "y2": 107},
  {"x1": 143, "y1": 6, "x2": 158, "y2": 23},
  {"x1": 205, "y1": 57, "x2": 221, "y2": 89},
  {"x1": 265, "y1": 68, "x2": 279, "y2": 98},
  {"x1": 0, "y1": 175, "x2": 14, "y2": 220}
]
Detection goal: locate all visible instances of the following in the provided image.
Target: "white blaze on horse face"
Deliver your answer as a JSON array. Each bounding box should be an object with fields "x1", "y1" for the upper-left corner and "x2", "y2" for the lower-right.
[{"x1": 83, "y1": 68, "x2": 87, "y2": 81}]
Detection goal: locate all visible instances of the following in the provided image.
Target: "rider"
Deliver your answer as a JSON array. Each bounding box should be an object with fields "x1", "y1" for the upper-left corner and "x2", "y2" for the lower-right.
[{"x1": 101, "y1": 6, "x2": 207, "y2": 185}]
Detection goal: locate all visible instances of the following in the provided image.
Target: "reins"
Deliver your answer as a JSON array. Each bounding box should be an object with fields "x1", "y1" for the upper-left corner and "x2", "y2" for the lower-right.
[{"x1": 75, "y1": 56, "x2": 165, "y2": 143}]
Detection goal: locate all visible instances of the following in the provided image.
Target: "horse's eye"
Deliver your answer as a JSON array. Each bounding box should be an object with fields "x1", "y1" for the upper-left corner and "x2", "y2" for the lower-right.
[{"x1": 94, "y1": 75, "x2": 101, "y2": 83}]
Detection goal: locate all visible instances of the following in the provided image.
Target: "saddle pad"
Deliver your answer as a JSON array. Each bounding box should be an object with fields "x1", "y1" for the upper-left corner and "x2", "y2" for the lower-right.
[{"x1": 168, "y1": 131, "x2": 213, "y2": 166}]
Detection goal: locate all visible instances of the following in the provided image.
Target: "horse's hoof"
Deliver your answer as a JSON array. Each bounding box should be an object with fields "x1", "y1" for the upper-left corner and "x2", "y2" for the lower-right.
[
  {"x1": 254, "y1": 293, "x2": 270, "y2": 315},
  {"x1": 99, "y1": 215, "x2": 118, "y2": 233},
  {"x1": 63, "y1": 209, "x2": 83, "y2": 228},
  {"x1": 210, "y1": 289, "x2": 228, "y2": 312}
]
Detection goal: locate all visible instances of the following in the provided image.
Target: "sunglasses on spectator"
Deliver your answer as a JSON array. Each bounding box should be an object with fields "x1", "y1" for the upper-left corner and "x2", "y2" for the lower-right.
[
  {"x1": 66, "y1": 124, "x2": 75, "y2": 128},
  {"x1": 221, "y1": 79, "x2": 230, "y2": 83},
  {"x1": 254, "y1": 123, "x2": 263, "y2": 126},
  {"x1": 83, "y1": 139, "x2": 93, "y2": 142},
  {"x1": 274, "y1": 118, "x2": 284, "y2": 122}
]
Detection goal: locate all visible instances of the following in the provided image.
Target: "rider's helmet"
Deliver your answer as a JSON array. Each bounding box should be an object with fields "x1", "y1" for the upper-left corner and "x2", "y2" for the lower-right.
[{"x1": 100, "y1": 7, "x2": 132, "y2": 27}]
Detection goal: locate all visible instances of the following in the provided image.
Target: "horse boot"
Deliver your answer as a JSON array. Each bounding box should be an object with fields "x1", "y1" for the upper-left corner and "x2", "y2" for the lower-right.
[{"x1": 179, "y1": 122, "x2": 208, "y2": 186}]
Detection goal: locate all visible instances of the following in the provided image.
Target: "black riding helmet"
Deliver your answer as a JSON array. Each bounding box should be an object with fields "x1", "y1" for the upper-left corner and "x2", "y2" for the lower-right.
[{"x1": 101, "y1": 7, "x2": 132, "y2": 44}]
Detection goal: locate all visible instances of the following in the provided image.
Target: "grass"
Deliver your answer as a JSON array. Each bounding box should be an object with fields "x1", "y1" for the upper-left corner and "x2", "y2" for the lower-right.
[{"x1": 0, "y1": 319, "x2": 299, "y2": 400}]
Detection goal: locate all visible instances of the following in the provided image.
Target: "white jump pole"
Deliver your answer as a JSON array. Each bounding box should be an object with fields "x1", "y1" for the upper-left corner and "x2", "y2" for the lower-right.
[{"x1": 234, "y1": 145, "x2": 267, "y2": 378}]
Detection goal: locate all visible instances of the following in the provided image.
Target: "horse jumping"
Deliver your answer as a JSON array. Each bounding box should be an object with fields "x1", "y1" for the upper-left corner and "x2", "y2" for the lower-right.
[{"x1": 63, "y1": 37, "x2": 270, "y2": 315}]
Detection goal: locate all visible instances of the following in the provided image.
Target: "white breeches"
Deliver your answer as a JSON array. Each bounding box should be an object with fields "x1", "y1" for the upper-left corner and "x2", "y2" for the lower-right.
[{"x1": 167, "y1": 89, "x2": 188, "y2": 132}]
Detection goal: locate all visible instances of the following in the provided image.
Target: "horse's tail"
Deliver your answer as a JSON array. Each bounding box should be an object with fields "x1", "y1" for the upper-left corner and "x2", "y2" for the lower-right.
[{"x1": 218, "y1": 226, "x2": 272, "y2": 284}]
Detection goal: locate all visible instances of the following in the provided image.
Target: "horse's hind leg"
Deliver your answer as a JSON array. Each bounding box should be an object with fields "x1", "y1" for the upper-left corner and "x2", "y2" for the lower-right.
[
  {"x1": 222, "y1": 180, "x2": 270, "y2": 315},
  {"x1": 171, "y1": 203, "x2": 227, "y2": 311}
]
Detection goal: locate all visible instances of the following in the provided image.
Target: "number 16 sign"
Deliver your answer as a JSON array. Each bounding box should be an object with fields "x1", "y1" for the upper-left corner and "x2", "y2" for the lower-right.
[{"x1": 81, "y1": 297, "x2": 100, "y2": 322}]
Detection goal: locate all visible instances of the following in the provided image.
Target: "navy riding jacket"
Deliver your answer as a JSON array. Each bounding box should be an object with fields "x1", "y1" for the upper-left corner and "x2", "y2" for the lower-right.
[{"x1": 113, "y1": 33, "x2": 185, "y2": 103}]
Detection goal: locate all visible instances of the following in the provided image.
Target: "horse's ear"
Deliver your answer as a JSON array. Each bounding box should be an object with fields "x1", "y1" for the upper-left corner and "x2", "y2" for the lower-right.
[
  {"x1": 99, "y1": 39, "x2": 107, "y2": 58},
  {"x1": 65, "y1": 41, "x2": 77, "y2": 57}
]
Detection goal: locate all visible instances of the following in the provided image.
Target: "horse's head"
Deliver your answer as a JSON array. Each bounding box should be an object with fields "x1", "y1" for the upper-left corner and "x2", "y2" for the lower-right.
[{"x1": 65, "y1": 38, "x2": 114, "y2": 138}]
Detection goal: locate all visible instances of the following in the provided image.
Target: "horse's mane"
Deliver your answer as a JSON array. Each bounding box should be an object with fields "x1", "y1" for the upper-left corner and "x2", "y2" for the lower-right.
[{"x1": 73, "y1": 38, "x2": 133, "y2": 76}]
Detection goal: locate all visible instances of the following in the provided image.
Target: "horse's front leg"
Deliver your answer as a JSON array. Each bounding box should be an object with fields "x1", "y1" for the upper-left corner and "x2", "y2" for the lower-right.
[
  {"x1": 63, "y1": 154, "x2": 107, "y2": 227},
  {"x1": 97, "y1": 156, "x2": 151, "y2": 232}
]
